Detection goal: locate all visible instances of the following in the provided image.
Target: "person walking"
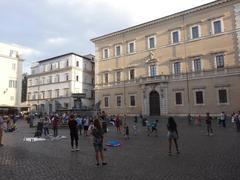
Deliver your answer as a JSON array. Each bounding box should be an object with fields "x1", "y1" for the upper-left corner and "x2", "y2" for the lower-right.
[
  {"x1": 0, "y1": 115, "x2": 4, "y2": 146},
  {"x1": 167, "y1": 117, "x2": 180, "y2": 156},
  {"x1": 220, "y1": 112, "x2": 227, "y2": 128},
  {"x1": 187, "y1": 113, "x2": 192, "y2": 125},
  {"x1": 83, "y1": 116, "x2": 89, "y2": 136},
  {"x1": 206, "y1": 112, "x2": 213, "y2": 136},
  {"x1": 91, "y1": 118, "x2": 107, "y2": 166},
  {"x1": 68, "y1": 114, "x2": 79, "y2": 151}
]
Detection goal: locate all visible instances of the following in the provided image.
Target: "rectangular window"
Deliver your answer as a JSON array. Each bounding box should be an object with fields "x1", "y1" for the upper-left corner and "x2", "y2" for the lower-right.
[
  {"x1": 115, "y1": 45, "x2": 121, "y2": 57},
  {"x1": 76, "y1": 75, "x2": 79, "y2": 81},
  {"x1": 218, "y1": 89, "x2": 228, "y2": 104},
  {"x1": 64, "y1": 88, "x2": 70, "y2": 97},
  {"x1": 9, "y1": 80, "x2": 17, "y2": 88},
  {"x1": 191, "y1": 26, "x2": 199, "y2": 39},
  {"x1": 48, "y1": 90, "x2": 52, "y2": 98},
  {"x1": 175, "y1": 92, "x2": 183, "y2": 105},
  {"x1": 213, "y1": 20, "x2": 222, "y2": 34},
  {"x1": 104, "y1": 73, "x2": 108, "y2": 84},
  {"x1": 148, "y1": 36, "x2": 156, "y2": 49},
  {"x1": 42, "y1": 91, "x2": 45, "y2": 99},
  {"x1": 130, "y1": 69, "x2": 135, "y2": 80},
  {"x1": 128, "y1": 41, "x2": 135, "y2": 53},
  {"x1": 149, "y1": 64, "x2": 157, "y2": 76},
  {"x1": 171, "y1": 30, "x2": 180, "y2": 43},
  {"x1": 216, "y1": 54, "x2": 224, "y2": 68},
  {"x1": 76, "y1": 61, "x2": 79, "y2": 67},
  {"x1": 103, "y1": 48, "x2": 109, "y2": 59},
  {"x1": 104, "y1": 96, "x2": 109, "y2": 107},
  {"x1": 173, "y1": 62, "x2": 181, "y2": 75},
  {"x1": 65, "y1": 73, "x2": 69, "y2": 81},
  {"x1": 48, "y1": 76, "x2": 52, "y2": 83},
  {"x1": 116, "y1": 96, "x2": 122, "y2": 107},
  {"x1": 66, "y1": 60, "x2": 69, "y2": 67},
  {"x1": 12, "y1": 63, "x2": 16, "y2": 70},
  {"x1": 130, "y1": 95, "x2": 136, "y2": 107},
  {"x1": 195, "y1": 91, "x2": 204, "y2": 104},
  {"x1": 55, "y1": 75, "x2": 59, "y2": 82},
  {"x1": 193, "y1": 58, "x2": 201, "y2": 72},
  {"x1": 116, "y1": 71, "x2": 121, "y2": 82},
  {"x1": 55, "y1": 89, "x2": 60, "y2": 98}
]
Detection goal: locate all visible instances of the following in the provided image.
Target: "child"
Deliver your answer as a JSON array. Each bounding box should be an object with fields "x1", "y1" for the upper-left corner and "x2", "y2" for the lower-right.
[{"x1": 151, "y1": 120, "x2": 158, "y2": 137}]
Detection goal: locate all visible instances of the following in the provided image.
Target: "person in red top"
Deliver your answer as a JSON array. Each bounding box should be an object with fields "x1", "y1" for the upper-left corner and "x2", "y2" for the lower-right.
[
  {"x1": 52, "y1": 115, "x2": 59, "y2": 137},
  {"x1": 115, "y1": 114, "x2": 121, "y2": 133},
  {"x1": 206, "y1": 112, "x2": 213, "y2": 136}
]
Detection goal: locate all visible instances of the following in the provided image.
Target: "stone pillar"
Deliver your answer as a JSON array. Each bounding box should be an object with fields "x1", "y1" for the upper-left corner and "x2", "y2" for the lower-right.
[{"x1": 234, "y1": 3, "x2": 240, "y2": 61}]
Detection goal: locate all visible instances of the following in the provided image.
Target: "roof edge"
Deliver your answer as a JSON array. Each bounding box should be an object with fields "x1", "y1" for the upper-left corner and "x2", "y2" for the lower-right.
[{"x1": 90, "y1": 0, "x2": 232, "y2": 42}]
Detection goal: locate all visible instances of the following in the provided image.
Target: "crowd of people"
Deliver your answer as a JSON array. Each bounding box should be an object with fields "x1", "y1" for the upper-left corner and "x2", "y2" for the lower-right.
[{"x1": 0, "y1": 110, "x2": 240, "y2": 166}]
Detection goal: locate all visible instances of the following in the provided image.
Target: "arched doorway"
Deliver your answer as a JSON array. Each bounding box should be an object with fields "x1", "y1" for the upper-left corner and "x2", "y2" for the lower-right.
[{"x1": 149, "y1": 91, "x2": 160, "y2": 116}]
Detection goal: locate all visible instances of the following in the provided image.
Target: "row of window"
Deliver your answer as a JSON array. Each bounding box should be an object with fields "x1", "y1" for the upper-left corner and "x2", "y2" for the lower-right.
[
  {"x1": 28, "y1": 89, "x2": 94, "y2": 100},
  {"x1": 173, "y1": 54, "x2": 224, "y2": 75},
  {"x1": 102, "y1": 18, "x2": 224, "y2": 59},
  {"x1": 101, "y1": 54, "x2": 225, "y2": 84},
  {"x1": 175, "y1": 88, "x2": 229, "y2": 106},
  {"x1": 9, "y1": 80, "x2": 17, "y2": 88},
  {"x1": 103, "y1": 95, "x2": 136, "y2": 108},
  {"x1": 29, "y1": 74, "x2": 94, "y2": 86},
  {"x1": 32, "y1": 59, "x2": 93, "y2": 75},
  {"x1": 28, "y1": 88, "x2": 70, "y2": 100}
]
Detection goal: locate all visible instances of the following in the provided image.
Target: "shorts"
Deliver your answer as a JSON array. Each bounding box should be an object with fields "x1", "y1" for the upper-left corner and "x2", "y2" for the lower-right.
[
  {"x1": 93, "y1": 143, "x2": 103, "y2": 152},
  {"x1": 167, "y1": 131, "x2": 178, "y2": 139},
  {"x1": 84, "y1": 126, "x2": 89, "y2": 131}
]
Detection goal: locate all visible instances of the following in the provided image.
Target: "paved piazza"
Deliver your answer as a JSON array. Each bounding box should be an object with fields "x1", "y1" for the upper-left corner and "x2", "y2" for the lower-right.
[{"x1": 0, "y1": 117, "x2": 240, "y2": 180}]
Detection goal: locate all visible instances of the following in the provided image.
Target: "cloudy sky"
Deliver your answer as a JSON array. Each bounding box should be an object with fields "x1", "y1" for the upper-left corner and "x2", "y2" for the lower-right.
[{"x1": 0, "y1": 0, "x2": 214, "y2": 72}]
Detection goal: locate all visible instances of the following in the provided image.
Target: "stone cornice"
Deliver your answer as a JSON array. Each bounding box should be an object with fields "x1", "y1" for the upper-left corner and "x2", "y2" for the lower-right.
[{"x1": 91, "y1": 0, "x2": 234, "y2": 43}]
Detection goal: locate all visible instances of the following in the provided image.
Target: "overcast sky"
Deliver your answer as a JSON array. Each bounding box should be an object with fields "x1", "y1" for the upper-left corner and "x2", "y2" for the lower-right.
[{"x1": 0, "y1": 0, "x2": 214, "y2": 73}]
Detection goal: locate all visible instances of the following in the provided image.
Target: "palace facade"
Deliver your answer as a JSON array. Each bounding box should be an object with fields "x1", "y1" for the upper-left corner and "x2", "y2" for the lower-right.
[{"x1": 91, "y1": 0, "x2": 240, "y2": 116}]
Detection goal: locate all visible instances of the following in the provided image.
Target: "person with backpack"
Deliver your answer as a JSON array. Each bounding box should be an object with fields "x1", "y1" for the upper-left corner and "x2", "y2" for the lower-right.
[
  {"x1": 68, "y1": 114, "x2": 79, "y2": 151},
  {"x1": 206, "y1": 112, "x2": 213, "y2": 136},
  {"x1": 91, "y1": 118, "x2": 107, "y2": 166}
]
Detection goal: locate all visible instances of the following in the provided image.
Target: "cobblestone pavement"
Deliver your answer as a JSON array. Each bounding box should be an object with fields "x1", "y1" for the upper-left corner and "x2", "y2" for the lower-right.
[{"x1": 0, "y1": 117, "x2": 240, "y2": 180}]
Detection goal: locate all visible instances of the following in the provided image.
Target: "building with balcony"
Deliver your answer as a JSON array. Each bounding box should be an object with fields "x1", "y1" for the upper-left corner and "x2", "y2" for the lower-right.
[
  {"x1": 91, "y1": 0, "x2": 240, "y2": 116},
  {"x1": 27, "y1": 53, "x2": 95, "y2": 114},
  {"x1": 0, "y1": 42, "x2": 24, "y2": 114}
]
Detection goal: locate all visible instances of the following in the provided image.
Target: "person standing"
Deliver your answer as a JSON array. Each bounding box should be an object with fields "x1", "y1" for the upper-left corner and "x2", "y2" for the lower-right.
[
  {"x1": 220, "y1": 112, "x2": 227, "y2": 128},
  {"x1": 115, "y1": 115, "x2": 121, "y2": 133},
  {"x1": 206, "y1": 112, "x2": 213, "y2": 136},
  {"x1": 91, "y1": 118, "x2": 107, "y2": 166},
  {"x1": 83, "y1": 116, "x2": 89, "y2": 136},
  {"x1": 75, "y1": 115, "x2": 83, "y2": 136},
  {"x1": 187, "y1": 114, "x2": 192, "y2": 125},
  {"x1": 0, "y1": 115, "x2": 4, "y2": 146},
  {"x1": 43, "y1": 116, "x2": 50, "y2": 136},
  {"x1": 68, "y1": 114, "x2": 79, "y2": 151},
  {"x1": 52, "y1": 115, "x2": 59, "y2": 137},
  {"x1": 167, "y1": 117, "x2": 180, "y2": 156}
]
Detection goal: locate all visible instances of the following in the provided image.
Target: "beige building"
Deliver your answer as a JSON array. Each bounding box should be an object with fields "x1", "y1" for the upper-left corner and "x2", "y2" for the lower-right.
[{"x1": 91, "y1": 0, "x2": 240, "y2": 116}]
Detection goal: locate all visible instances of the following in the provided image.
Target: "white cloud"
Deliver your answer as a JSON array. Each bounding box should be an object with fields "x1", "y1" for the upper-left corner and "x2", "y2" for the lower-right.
[{"x1": 46, "y1": 37, "x2": 69, "y2": 46}]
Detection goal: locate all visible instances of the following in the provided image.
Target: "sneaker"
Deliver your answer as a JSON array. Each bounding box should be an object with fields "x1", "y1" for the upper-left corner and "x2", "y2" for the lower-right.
[
  {"x1": 168, "y1": 152, "x2": 172, "y2": 156},
  {"x1": 102, "y1": 162, "x2": 107, "y2": 166},
  {"x1": 75, "y1": 148, "x2": 80, "y2": 151},
  {"x1": 71, "y1": 148, "x2": 75, "y2": 152},
  {"x1": 210, "y1": 133, "x2": 214, "y2": 136},
  {"x1": 96, "y1": 163, "x2": 100, "y2": 166},
  {"x1": 177, "y1": 151, "x2": 180, "y2": 154}
]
